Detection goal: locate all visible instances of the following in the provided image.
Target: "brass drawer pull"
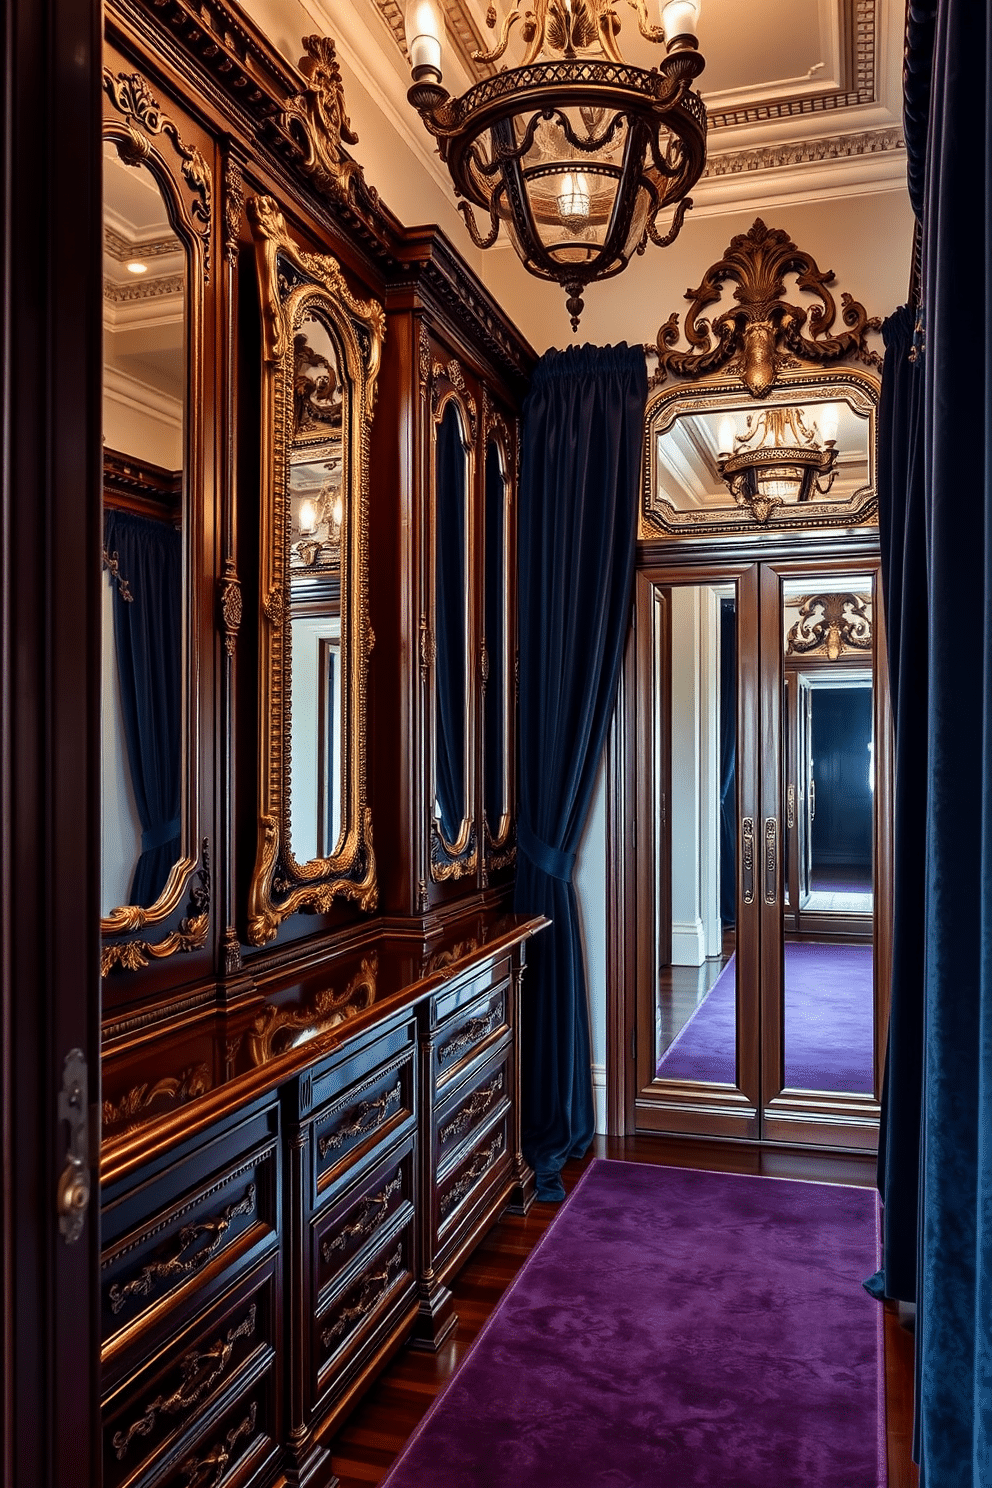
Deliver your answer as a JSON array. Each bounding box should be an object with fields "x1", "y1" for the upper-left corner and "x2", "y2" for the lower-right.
[
  {"x1": 440, "y1": 1131, "x2": 504, "y2": 1219},
  {"x1": 439, "y1": 1071, "x2": 504, "y2": 1146},
  {"x1": 318, "y1": 1081, "x2": 402, "y2": 1159},
  {"x1": 438, "y1": 1008, "x2": 500, "y2": 1065},
  {"x1": 179, "y1": 1400, "x2": 257, "y2": 1488},
  {"x1": 321, "y1": 1174, "x2": 403, "y2": 1260},
  {"x1": 107, "y1": 1184, "x2": 257, "y2": 1316},
  {"x1": 320, "y1": 1243, "x2": 403, "y2": 1350},
  {"x1": 112, "y1": 1305, "x2": 257, "y2": 1460}
]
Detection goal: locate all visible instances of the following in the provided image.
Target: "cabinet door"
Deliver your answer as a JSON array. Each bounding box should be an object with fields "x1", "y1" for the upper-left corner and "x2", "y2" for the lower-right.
[
  {"x1": 630, "y1": 564, "x2": 762, "y2": 1140},
  {"x1": 481, "y1": 402, "x2": 518, "y2": 882}
]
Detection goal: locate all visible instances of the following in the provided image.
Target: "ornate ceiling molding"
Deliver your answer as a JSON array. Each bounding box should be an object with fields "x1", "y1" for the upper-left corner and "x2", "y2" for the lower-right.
[
  {"x1": 702, "y1": 126, "x2": 904, "y2": 179},
  {"x1": 104, "y1": 226, "x2": 182, "y2": 262},
  {"x1": 104, "y1": 273, "x2": 185, "y2": 306},
  {"x1": 371, "y1": 0, "x2": 496, "y2": 79}
]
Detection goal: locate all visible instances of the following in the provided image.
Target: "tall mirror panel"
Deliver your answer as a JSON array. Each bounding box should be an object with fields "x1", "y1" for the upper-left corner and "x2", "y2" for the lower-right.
[
  {"x1": 655, "y1": 583, "x2": 739, "y2": 1087},
  {"x1": 101, "y1": 132, "x2": 196, "y2": 955},
  {"x1": 781, "y1": 575, "x2": 875, "y2": 1095},
  {"x1": 483, "y1": 436, "x2": 511, "y2": 854},
  {"x1": 432, "y1": 397, "x2": 474, "y2": 866}
]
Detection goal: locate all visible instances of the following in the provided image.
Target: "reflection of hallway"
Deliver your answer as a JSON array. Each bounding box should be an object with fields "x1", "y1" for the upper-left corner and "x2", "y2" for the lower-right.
[{"x1": 656, "y1": 926, "x2": 735, "y2": 1057}]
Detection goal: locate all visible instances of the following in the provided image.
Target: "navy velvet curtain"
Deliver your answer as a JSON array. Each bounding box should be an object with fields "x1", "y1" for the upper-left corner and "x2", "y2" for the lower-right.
[
  {"x1": 514, "y1": 343, "x2": 647, "y2": 1201},
  {"x1": 889, "y1": 0, "x2": 992, "y2": 1478},
  {"x1": 104, "y1": 508, "x2": 182, "y2": 906},
  {"x1": 875, "y1": 305, "x2": 928, "y2": 1307},
  {"x1": 434, "y1": 402, "x2": 468, "y2": 846}
]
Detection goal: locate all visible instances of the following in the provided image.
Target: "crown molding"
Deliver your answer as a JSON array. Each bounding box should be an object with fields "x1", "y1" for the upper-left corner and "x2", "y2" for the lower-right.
[{"x1": 103, "y1": 365, "x2": 183, "y2": 432}]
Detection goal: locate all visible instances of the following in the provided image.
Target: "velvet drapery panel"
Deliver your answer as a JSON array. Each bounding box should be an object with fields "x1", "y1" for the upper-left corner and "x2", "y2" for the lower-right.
[
  {"x1": 514, "y1": 343, "x2": 646, "y2": 1201},
  {"x1": 874, "y1": 305, "x2": 928, "y2": 1308},
  {"x1": 104, "y1": 508, "x2": 182, "y2": 907}
]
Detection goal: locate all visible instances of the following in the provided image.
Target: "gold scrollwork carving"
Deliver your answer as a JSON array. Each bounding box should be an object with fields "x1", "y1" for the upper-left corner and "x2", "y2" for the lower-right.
[
  {"x1": 439, "y1": 1071, "x2": 504, "y2": 1146},
  {"x1": 102, "y1": 69, "x2": 212, "y2": 281},
  {"x1": 112, "y1": 1305, "x2": 257, "y2": 1461},
  {"x1": 103, "y1": 1062, "x2": 211, "y2": 1135},
  {"x1": 101, "y1": 847, "x2": 211, "y2": 977},
  {"x1": 179, "y1": 1400, "x2": 257, "y2": 1488},
  {"x1": 107, "y1": 1184, "x2": 256, "y2": 1316},
  {"x1": 429, "y1": 826, "x2": 478, "y2": 883},
  {"x1": 281, "y1": 35, "x2": 375, "y2": 209},
  {"x1": 432, "y1": 356, "x2": 477, "y2": 440},
  {"x1": 223, "y1": 155, "x2": 245, "y2": 266},
  {"x1": 786, "y1": 591, "x2": 873, "y2": 660},
  {"x1": 419, "y1": 615, "x2": 436, "y2": 682},
  {"x1": 320, "y1": 1244, "x2": 403, "y2": 1351},
  {"x1": 440, "y1": 1131, "x2": 504, "y2": 1218},
  {"x1": 649, "y1": 217, "x2": 881, "y2": 398},
  {"x1": 219, "y1": 560, "x2": 242, "y2": 657},
  {"x1": 321, "y1": 1173, "x2": 403, "y2": 1259},
  {"x1": 318, "y1": 1079, "x2": 402, "y2": 1159},
  {"x1": 247, "y1": 196, "x2": 382, "y2": 942},
  {"x1": 246, "y1": 955, "x2": 377, "y2": 1065}
]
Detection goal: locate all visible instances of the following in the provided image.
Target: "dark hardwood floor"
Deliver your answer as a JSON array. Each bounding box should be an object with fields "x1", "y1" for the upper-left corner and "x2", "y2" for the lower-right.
[{"x1": 325, "y1": 1135, "x2": 918, "y2": 1487}]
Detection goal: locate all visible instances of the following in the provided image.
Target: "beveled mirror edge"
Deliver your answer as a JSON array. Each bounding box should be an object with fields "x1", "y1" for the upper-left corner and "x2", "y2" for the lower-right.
[
  {"x1": 640, "y1": 365, "x2": 882, "y2": 541},
  {"x1": 482, "y1": 402, "x2": 515, "y2": 860},
  {"x1": 428, "y1": 381, "x2": 478, "y2": 882},
  {"x1": 247, "y1": 194, "x2": 382, "y2": 947},
  {"x1": 99, "y1": 95, "x2": 207, "y2": 967}
]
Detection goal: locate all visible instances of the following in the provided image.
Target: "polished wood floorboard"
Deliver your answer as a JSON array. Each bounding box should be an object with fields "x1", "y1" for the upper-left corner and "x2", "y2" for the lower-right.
[{"x1": 324, "y1": 1136, "x2": 918, "y2": 1487}]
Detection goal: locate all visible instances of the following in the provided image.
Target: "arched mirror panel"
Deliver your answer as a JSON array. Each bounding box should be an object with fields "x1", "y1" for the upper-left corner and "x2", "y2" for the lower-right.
[
  {"x1": 483, "y1": 424, "x2": 514, "y2": 866},
  {"x1": 100, "y1": 85, "x2": 209, "y2": 977},
  {"x1": 430, "y1": 393, "x2": 476, "y2": 877},
  {"x1": 247, "y1": 195, "x2": 381, "y2": 946}
]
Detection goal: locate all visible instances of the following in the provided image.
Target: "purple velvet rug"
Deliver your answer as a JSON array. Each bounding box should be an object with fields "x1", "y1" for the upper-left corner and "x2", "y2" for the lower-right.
[
  {"x1": 656, "y1": 942, "x2": 874, "y2": 1093},
  {"x1": 379, "y1": 1161, "x2": 885, "y2": 1488}
]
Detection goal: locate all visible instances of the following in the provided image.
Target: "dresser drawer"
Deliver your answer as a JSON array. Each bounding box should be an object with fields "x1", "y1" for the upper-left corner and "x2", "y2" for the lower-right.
[
  {"x1": 150, "y1": 1367, "x2": 278, "y2": 1488},
  {"x1": 435, "y1": 1052, "x2": 511, "y2": 1174},
  {"x1": 315, "y1": 1211, "x2": 416, "y2": 1388},
  {"x1": 434, "y1": 981, "x2": 509, "y2": 1090},
  {"x1": 102, "y1": 1107, "x2": 279, "y2": 1362},
  {"x1": 311, "y1": 1042, "x2": 415, "y2": 1201},
  {"x1": 437, "y1": 1109, "x2": 509, "y2": 1242},
  {"x1": 102, "y1": 1259, "x2": 277, "y2": 1488},
  {"x1": 314, "y1": 1138, "x2": 415, "y2": 1297}
]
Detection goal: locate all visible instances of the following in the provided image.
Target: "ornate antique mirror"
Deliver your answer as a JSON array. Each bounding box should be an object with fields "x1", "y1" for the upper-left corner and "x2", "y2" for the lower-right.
[
  {"x1": 429, "y1": 382, "x2": 477, "y2": 882},
  {"x1": 482, "y1": 415, "x2": 515, "y2": 872},
  {"x1": 247, "y1": 196, "x2": 382, "y2": 945},
  {"x1": 100, "y1": 73, "x2": 210, "y2": 977}
]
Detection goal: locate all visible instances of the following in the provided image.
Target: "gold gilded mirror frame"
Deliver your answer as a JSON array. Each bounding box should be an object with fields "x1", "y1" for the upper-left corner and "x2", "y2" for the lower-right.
[
  {"x1": 426, "y1": 357, "x2": 478, "y2": 884},
  {"x1": 247, "y1": 195, "x2": 382, "y2": 946},
  {"x1": 100, "y1": 69, "x2": 210, "y2": 976},
  {"x1": 640, "y1": 217, "x2": 882, "y2": 541}
]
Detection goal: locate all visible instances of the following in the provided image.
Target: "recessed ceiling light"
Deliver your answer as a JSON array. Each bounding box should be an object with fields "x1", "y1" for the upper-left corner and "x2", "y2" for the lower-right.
[{"x1": 125, "y1": 260, "x2": 147, "y2": 275}]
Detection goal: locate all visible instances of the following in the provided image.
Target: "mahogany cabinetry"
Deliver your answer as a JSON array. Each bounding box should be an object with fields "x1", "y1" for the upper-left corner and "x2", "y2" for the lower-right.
[{"x1": 97, "y1": 1, "x2": 539, "y2": 1485}]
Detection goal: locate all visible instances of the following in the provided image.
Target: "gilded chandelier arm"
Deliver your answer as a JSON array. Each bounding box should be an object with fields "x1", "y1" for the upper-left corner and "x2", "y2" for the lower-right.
[{"x1": 458, "y1": 199, "x2": 502, "y2": 250}]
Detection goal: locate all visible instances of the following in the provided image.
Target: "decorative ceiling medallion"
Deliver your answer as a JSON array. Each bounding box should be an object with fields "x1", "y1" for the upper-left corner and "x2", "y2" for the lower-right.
[{"x1": 649, "y1": 217, "x2": 881, "y2": 398}]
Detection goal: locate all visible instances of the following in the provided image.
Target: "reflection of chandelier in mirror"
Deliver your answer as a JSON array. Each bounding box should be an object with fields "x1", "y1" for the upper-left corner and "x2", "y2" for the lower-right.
[
  {"x1": 717, "y1": 406, "x2": 839, "y2": 525},
  {"x1": 292, "y1": 473, "x2": 344, "y2": 567},
  {"x1": 404, "y1": 0, "x2": 706, "y2": 329}
]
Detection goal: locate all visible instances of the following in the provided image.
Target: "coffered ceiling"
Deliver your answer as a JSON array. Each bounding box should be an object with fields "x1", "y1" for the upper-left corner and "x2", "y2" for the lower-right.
[{"x1": 276, "y1": 0, "x2": 907, "y2": 217}]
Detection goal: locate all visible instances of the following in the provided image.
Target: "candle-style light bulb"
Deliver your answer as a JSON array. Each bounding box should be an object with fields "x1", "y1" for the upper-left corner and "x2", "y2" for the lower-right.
[
  {"x1": 661, "y1": 0, "x2": 701, "y2": 48},
  {"x1": 819, "y1": 403, "x2": 839, "y2": 443},
  {"x1": 717, "y1": 415, "x2": 736, "y2": 453},
  {"x1": 405, "y1": 0, "x2": 444, "y2": 78},
  {"x1": 299, "y1": 498, "x2": 317, "y2": 536}
]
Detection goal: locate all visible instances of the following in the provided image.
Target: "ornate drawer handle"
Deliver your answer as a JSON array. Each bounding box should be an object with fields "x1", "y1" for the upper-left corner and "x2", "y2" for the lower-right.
[
  {"x1": 741, "y1": 816, "x2": 755, "y2": 905},
  {"x1": 440, "y1": 1132, "x2": 504, "y2": 1219},
  {"x1": 108, "y1": 1184, "x2": 257, "y2": 1316},
  {"x1": 112, "y1": 1305, "x2": 258, "y2": 1460},
  {"x1": 180, "y1": 1400, "x2": 257, "y2": 1488},
  {"x1": 438, "y1": 1008, "x2": 500, "y2": 1065},
  {"x1": 320, "y1": 1243, "x2": 403, "y2": 1351},
  {"x1": 439, "y1": 1071, "x2": 504, "y2": 1146},
  {"x1": 318, "y1": 1082, "x2": 401, "y2": 1159},
  {"x1": 321, "y1": 1174, "x2": 403, "y2": 1260}
]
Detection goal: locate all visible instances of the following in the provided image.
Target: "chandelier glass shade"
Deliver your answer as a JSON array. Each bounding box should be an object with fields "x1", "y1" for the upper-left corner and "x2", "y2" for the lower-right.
[
  {"x1": 717, "y1": 407, "x2": 840, "y2": 525},
  {"x1": 405, "y1": 0, "x2": 707, "y2": 328}
]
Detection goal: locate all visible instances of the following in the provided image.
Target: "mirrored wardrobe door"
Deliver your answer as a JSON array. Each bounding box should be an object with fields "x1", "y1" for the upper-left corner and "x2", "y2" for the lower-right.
[
  {"x1": 632, "y1": 563, "x2": 761, "y2": 1139},
  {"x1": 482, "y1": 421, "x2": 515, "y2": 873},
  {"x1": 759, "y1": 560, "x2": 887, "y2": 1148},
  {"x1": 99, "y1": 76, "x2": 210, "y2": 978}
]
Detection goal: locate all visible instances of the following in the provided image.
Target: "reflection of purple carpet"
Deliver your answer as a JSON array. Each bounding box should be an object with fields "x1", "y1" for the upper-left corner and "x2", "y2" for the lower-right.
[
  {"x1": 380, "y1": 1160, "x2": 885, "y2": 1488},
  {"x1": 656, "y1": 943, "x2": 874, "y2": 1093}
]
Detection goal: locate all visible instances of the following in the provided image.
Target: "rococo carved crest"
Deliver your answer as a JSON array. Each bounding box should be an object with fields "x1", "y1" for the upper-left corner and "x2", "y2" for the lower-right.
[
  {"x1": 281, "y1": 35, "x2": 376, "y2": 210},
  {"x1": 650, "y1": 218, "x2": 882, "y2": 397}
]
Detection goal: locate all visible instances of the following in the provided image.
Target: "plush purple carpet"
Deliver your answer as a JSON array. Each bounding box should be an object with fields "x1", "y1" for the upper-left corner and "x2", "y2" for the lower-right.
[
  {"x1": 656, "y1": 942, "x2": 874, "y2": 1093},
  {"x1": 380, "y1": 1161, "x2": 885, "y2": 1488}
]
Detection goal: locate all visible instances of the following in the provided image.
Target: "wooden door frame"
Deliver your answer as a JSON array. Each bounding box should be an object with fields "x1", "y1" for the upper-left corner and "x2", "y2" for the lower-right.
[
  {"x1": 606, "y1": 534, "x2": 891, "y2": 1148},
  {"x1": 1, "y1": 0, "x2": 103, "y2": 1480}
]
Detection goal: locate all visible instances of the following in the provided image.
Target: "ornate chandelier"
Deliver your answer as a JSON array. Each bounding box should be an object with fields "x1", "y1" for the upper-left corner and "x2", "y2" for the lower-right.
[
  {"x1": 404, "y1": 0, "x2": 706, "y2": 328},
  {"x1": 717, "y1": 406, "x2": 840, "y2": 525}
]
